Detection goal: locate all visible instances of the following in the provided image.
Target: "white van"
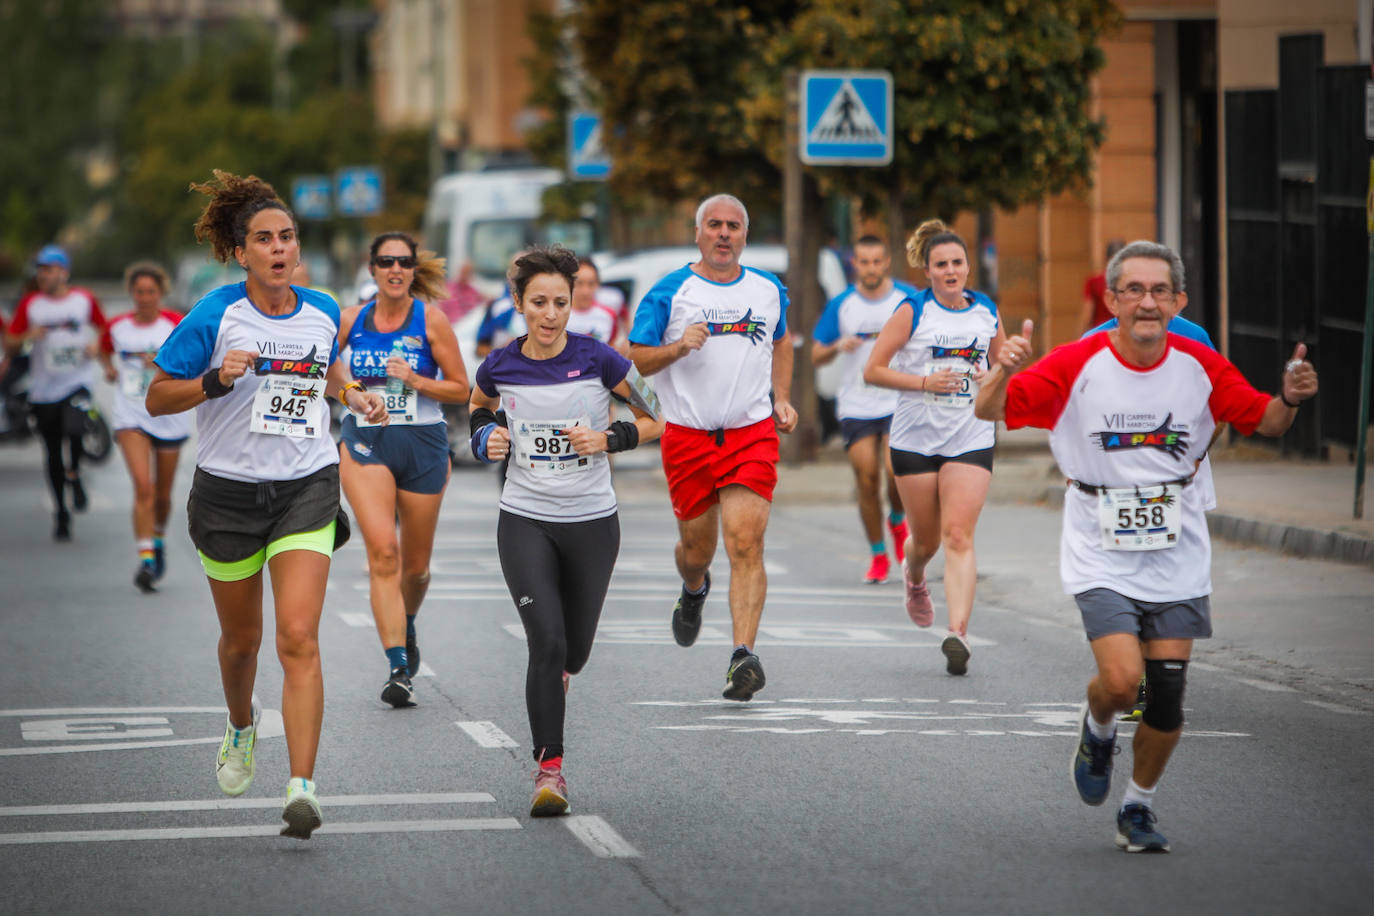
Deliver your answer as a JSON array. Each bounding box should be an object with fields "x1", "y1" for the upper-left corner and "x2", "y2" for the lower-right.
[{"x1": 421, "y1": 168, "x2": 596, "y2": 299}]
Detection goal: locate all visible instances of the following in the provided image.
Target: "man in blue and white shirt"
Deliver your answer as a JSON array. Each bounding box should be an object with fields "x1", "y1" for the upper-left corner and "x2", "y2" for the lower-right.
[
  {"x1": 812, "y1": 235, "x2": 918, "y2": 585},
  {"x1": 629, "y1": 193, "x2": 797, "y2": 702}
]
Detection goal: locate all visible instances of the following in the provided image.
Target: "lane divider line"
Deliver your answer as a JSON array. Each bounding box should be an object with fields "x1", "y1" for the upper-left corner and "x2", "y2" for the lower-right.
[
  {"x1": 455, "y1": 721, "x2": 519, "y2": 748},
  {"x1": 563, "y1": 815, "x2": 641, "y2": 858}
]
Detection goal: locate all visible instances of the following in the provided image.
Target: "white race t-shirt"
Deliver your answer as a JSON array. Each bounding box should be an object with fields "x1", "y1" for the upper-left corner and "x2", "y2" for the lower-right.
[
  {"x1": 888, "y1": 288, "x2": 999, "y2": 457},
  {"x1": 9, "y1": 288, "x2": 106, "y2": 404},
  {"x1": 102, "y1": 310, "x2": 192, "y2": 440},
  {"x1": 628, "y1": 264, "x2": 788, "y2": 430},
  {"x1": 566, "y1": 303, "x2": 620, "y2": 344},
  {"x1": 813, "y1": 281, "x2": 918, "y2": 421},
  {"x1": 156, "y1": 283, "x2": 341, "y2": 483},
  {"x1": 1005, "y1": 333, "x2": 1272, "y2": 602}
]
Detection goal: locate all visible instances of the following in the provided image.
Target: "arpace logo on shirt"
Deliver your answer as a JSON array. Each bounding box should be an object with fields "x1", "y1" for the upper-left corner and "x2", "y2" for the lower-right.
[
  {"x1": 704, "y1": 308, "x2": 768, "y2": 345},
  {"x1": 929, "y1": 344, "x2": 985, "y2": 365},
  {"x1": 253, "y1": 343, "x2": 327, "y2": 378},
  {"x1": 1092, "y1": 412, "x2": 1190, "y2": 457}
]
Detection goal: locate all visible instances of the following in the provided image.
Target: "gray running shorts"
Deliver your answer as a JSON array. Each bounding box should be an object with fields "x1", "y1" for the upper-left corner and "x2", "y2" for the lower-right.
[
  {"x1": 1074, "y1": 587, "x2": 1212, "y2": 642},
  {"x1": 187, "y1": 463, "x2": 347, "y2": 563}
]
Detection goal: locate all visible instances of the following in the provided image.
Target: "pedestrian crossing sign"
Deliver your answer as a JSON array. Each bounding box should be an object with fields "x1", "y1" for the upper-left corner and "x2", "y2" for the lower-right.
[
  {"x1": 568, "y1": 111, "x2": 611, "y2": 181},
  {"x1": 800, "y1": 70, "x2": 893, "y2": 166}
]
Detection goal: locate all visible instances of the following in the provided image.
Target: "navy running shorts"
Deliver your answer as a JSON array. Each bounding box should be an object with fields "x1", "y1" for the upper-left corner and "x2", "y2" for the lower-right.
[
  {"x1": 341, "y1": 418, "x2": 450, "y2": 495},
  {"x1": 839, "y1": 415, "x2": 892, "y2": 450}
]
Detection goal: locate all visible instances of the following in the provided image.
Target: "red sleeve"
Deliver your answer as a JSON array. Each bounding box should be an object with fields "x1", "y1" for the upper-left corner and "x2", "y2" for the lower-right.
[
  {"x1": 98, "y1": 318, "x2": 115, "y2": 354},
  {"x1": 85, "y1": 291, "x2": 107, "y2": 330},
  {"x1": 9, "y1": 293, "x2": 34, "y2": 335},
  {"x1": 161, "y1": 309, "x2": 183, "y2": 326},
  {"x1": 1005, "y1": 335, "x2": 1106, "y2": 430},
  {"x1": 1171, "y1": 336, "x2": 1271, "y2": 436},
  {"x1": 1082, "y1": 275, "x2": 1095, "y2": 299}
]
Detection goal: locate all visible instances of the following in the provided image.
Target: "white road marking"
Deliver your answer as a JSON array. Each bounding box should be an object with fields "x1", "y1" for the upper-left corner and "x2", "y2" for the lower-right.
[
  {"x1": 455, "y1": 721, "x2": 519, "y2": 748},
  {"x1": 21, "y1": 717, "x2": 172, "y2": 741},
  {"x1": 1304, "y1": 700, "x2": 1371, "y2": 716},
  {"x1": 502, "y1": 621, "x2": 996, "y2": 649},
  {"x1": 1, "y1": 709, "x2": 285, "y2": 757},
  {"x1": 0, "y1": 818, "x2": 521, "y2": 846},
  {"x1": 0, "y1": 707, "x2": 227, "y2": 717},
  {"x1": 338, "y1": 612, "x2": 373, "y2": 627},
  {"x1": 0, "y1": 792, "x2": 495, "y2": 817},
  {"x1": 416, "y1": 661, "x2": 436, "y2": 678},
  {"x1": 1234, "y1": 678, "x2": 1298, "y2": 693},
  {"x1": 563, "y1": 815, "x2": 641, "y2": 858}
]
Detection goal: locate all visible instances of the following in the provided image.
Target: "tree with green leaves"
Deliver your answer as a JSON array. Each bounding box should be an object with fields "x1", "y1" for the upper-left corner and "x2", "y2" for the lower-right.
[{"x1": 530, "y1": 0, "x2": 1119, "y2": 222}]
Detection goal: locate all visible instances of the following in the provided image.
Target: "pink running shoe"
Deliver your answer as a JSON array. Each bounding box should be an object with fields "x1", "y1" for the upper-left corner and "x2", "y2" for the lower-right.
[
  {"x1": 864, "y1": 553, "x2": 890, "y2": 584},
  {"x1": 531, "y1": 759, "x2": 569, "y2": 817},
  {"x1": 889, "y1": 520, "x2": 909, "y2": 563},
  {"x1": 903, "y1": 558, "x2": 934, "y2": 627}
]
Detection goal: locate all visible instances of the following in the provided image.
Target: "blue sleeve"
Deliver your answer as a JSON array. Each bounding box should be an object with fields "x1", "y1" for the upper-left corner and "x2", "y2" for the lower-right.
[
  {"x1": 476, "y1": 303, "x2": 500, "y2": 345},
  {"x1": 1169, "y1": 316, "x2": 1216, "y2": 350},
  {"x1": 1083, "y1": 317, "x2": 1118, "y2": 339},
  {"x1": 475, "y1": 353, "x2": 498, "y2": 398},
  {"x1": 629, "y1": 267, "x2": 691, "y2": 347},
  {"x1": 902, "y1": 295, "x2": 924, "y2": 339},
  {"x1": 154, "y1": 288, "x2": 233, "y2": 379},
  {"x1": 813, "y1": 289, "x2": 848, "y2": 344},
  {"x1": 299, "y1": 289, "x2": 342, "y2": 364},
  {"x1": 597, "y1": 341, "x2": 632, "y2": 389},
  {"x1": 762, "y1": 268, "x2": 789, "y2": 340}
]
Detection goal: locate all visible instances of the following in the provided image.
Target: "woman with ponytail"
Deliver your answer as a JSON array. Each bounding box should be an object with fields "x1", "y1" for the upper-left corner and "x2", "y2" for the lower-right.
[
  {"x1": 337, "y1": 231, "x2": 470, "y2": 708},
  {"x1": 147, "y1": 170, "x2": 387, "y2": 839},
  {"x1": 863, "y1": 219, "x2": 1007, "y2": 677}
]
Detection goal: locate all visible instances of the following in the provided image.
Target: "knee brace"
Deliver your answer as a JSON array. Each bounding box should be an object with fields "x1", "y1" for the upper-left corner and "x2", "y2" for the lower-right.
[{"x1": 1142, "y1": 659, "x2": 1188, "y2": 731}]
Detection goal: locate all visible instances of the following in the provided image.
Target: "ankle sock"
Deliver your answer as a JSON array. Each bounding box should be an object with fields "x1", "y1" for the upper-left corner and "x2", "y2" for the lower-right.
[
  {"x1": 385, "y1": 645, "x2": 408, "y2": 673},
  {"x1": 1086, "y1": 711, "x2": 1117, "y2": 741},
  {"x1": 685, "y1": 579, "x2": 707, "y2": 597},
  {"x1": 870, "y1": 541, "x2": 885, "y2": 556},
  {"x1": 1120, "y1": 779, "x2": 1157, "y2": 812},
  {"x1": 888, "y1": 511, "x2": 905, "y2": 526},
  {"x1": 730, "y1": 644, "x2": 751, "y2": 663}
]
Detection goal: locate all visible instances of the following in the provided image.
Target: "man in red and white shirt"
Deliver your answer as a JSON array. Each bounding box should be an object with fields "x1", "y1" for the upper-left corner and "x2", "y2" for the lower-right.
[
  {"x1": 976, "y1": 240, "x2": 1318, "y2": 853},
  {"x1": 4, "y1": 245, "x2": 108, "y2": 540}
]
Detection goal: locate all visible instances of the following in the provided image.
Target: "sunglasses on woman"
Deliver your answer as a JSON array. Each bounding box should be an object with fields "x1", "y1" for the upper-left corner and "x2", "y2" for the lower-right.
[{"x1": 373, "y1": 256, "x2": 416, "y2": 269}]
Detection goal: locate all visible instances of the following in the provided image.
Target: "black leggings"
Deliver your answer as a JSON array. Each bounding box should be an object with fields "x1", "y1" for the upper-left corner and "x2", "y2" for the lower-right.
[
  {"x1": 31, "y1": 391, "x2": 85, "y2": 513},
  {"x1": 497, "y1": 510, "x2": 619, "y2": 761}
]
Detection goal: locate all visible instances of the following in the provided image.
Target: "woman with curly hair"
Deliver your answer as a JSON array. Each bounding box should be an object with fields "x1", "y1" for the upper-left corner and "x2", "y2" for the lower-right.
[
  {"x1": 146, "y1": 170, "x2": 387, "y2": 839},
  {"x1": 337, "y1": 231, "x2": 470, "y2": 708}
]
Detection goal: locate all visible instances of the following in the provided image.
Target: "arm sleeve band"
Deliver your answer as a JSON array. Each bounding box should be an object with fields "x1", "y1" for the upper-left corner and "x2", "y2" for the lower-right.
[
  {"x1": 470, "y1": 423, "x2": 498, "y2": 463},
  {"x1": 605, "y1": 419, "x2": 639, "y2": 453}
]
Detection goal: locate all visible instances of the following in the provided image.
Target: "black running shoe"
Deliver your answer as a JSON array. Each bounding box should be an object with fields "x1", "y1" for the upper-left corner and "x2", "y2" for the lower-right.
[
  {"x1": 380, "y1": 667, "x2": 417, "y2": 708},
  {"x1": 722, "y1": 652, "x2": 765, "y2": 701},
  {"x1": 406, "y1": 633, "x2": 420, "y2": 678},
  {"x1": 53, "y1": 510, "x2": 71, "y2": 542},
  {"x1": 69, "y1": 476, "x2": 87, "y2": 512},
  {"x1": 671, "y1": 571, "x2": 710, "y2": 647},
  {"x1": 134, "y1": 562, "x2": 157, "y2": 593}
]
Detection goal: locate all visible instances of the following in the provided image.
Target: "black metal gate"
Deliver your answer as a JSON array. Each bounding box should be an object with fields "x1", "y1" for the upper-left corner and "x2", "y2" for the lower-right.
[{"x1": 1224, "y1": 34, "x2": 1370, "y2": 455}]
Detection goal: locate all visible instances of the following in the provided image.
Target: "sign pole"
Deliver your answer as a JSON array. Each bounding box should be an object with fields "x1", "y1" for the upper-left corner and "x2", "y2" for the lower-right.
[
  {"x1": 1355, "y1": 155, "x2": 1374, "y2": 519},
  {"x1": 782, "y1": 69, "x2": 814, "y2": 464}
]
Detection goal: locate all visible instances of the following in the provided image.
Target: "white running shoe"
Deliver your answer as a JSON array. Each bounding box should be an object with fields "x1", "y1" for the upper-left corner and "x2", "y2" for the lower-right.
[
  {"x1": 215, "y1": 697, "x2": 261, "y2": 797},
  {"x1": 280, "y1": 778, "x2": 323, "y2": 839}
]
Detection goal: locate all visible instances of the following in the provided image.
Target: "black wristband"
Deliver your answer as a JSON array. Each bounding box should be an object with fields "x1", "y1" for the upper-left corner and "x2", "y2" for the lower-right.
[
  {"x1": 202, "y1": 367, "x2": 234, "y2": 399},
  {"x1": 1280, "y1": 392, "x2": 1300, "y2": 409},
  {"x1": 605, "y1": 419, "x2": 639, "y2": 453},
  {"x1": 470, "y1": 406, "x2": 508, "y2": 436}
]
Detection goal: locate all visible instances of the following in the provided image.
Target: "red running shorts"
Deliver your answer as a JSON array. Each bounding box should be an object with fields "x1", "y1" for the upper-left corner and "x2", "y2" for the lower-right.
[{"x1": 661, "y1": 417, "x2": 779, "y2": 521}]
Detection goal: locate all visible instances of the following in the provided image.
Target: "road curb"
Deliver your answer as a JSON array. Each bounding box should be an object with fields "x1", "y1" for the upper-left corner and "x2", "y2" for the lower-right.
[{"x1": 1043, "y1": 485, "x2": 1374, "y2": 569}]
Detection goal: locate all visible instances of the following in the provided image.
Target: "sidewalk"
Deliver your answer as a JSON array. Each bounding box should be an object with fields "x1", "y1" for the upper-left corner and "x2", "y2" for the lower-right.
[{"x1": 772, "y1": 425, "x2": 1374, "y2": 569}]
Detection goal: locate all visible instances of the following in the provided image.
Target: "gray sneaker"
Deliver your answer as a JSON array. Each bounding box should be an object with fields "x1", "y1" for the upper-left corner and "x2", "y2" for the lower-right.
[{"x1": 1115, "y1": 803, "x2": 1170, "y2": 853}]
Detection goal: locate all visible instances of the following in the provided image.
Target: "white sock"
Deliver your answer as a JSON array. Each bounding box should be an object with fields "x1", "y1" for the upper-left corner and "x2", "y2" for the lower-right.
[
  {"x1": 1120, "y1": 779, "x2": 1157, "y2": 811},
  {"x1": 1086, "y1": 710, "x2": 1117, "y2": 741}
]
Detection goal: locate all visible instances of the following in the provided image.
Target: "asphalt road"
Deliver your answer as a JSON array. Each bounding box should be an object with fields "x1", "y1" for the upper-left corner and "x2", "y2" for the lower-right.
[{"x1": 0, "y1": 437, "x2": 1371, "y2": 915}]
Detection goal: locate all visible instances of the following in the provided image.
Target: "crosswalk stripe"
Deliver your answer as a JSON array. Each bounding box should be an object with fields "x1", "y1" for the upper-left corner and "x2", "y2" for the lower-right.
[{"x1": 0, "y1": 818, "x2": 521, "y2": 846}]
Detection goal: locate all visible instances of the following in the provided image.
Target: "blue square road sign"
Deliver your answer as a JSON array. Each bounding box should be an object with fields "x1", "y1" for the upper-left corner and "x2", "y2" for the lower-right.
[
  {"x1": 568, "y1": 111, "x2": 611, "y2": 181},
  {"x1": 336, "y1": 166, "x2": 384, "y2": 217},
  {"x1": 800, "y1": 70, "x2": 893, "y2": 166}
]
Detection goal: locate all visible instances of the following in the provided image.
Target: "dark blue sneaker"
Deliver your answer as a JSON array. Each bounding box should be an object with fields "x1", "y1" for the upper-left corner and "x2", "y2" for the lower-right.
[
  {"x1": 406, "y1": 632, "x2": 421, "y2": 678},
  {"x1": 1071, "y1": 701, "x2": 1116, "y2": 806},
  {"x1": 671, "y1": 571, "x2": 710, "y2": 647},
  {"x1": 1115, "y1": 803, "x2": 1170, "y2": 853},
  {"x1": 134, "y1": 560, "x2": 157, "y2": 593},
  {"x1": 722, "y1": 652, "x2": 765, "y2": 701}
]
